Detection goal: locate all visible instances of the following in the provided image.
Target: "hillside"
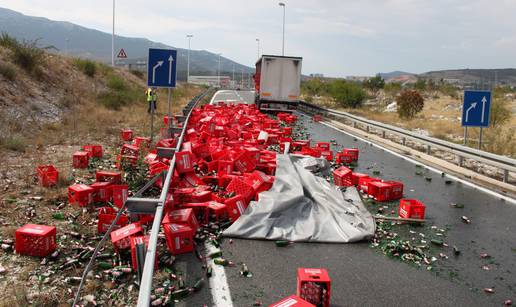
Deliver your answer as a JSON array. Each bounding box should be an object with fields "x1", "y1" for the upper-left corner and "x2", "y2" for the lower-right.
[
  {"x1": 0, "y1": 7, "x2": 254, "y2": 80},
  {"x1": 419, "y1": 68, "x2": 516, "y2": 85},
  {"x1": 0, "y1": 37, "x2": 205, "y2": 305}
]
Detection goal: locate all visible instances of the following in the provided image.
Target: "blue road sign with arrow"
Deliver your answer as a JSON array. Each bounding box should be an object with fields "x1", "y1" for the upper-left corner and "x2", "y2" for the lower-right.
[
  {"x1": 461, "y1": 90, "x2": 491, "y2": 127},
  {"x1": 147, "y1": 48, "x2": 177, "y2": 88}
]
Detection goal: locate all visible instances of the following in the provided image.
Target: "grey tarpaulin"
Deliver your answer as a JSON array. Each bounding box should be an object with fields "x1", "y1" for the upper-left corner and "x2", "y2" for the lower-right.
[{"x1": 223, "y1": 154, "x2": 376, "y2": 243}]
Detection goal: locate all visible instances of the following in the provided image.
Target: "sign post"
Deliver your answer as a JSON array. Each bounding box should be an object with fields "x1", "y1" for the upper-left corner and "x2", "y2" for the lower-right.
[
  {"x1": 461, "y1": 90, "x2": 491, "y2": 149},
  {"x1": 147, "y1": 48, "x2": 177, "y2": 141}
]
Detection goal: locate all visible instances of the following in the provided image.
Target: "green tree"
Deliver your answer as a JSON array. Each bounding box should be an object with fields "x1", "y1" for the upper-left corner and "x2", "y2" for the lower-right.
[
  {"x1": 384, "y1": 82, "x2": 402, "y2": 96},
  {"x1": 363, "y1": 74, "x2": 385, "y2": 96},
  {"x1": 329, "y1": 80, "x2": 366, "y2": 108},
  {"x1": 397, "y1": 90, "x2": 424, "y2": 118},
  {"x1": 414, "y1": 79, "x2": 427, "y2": 91}
]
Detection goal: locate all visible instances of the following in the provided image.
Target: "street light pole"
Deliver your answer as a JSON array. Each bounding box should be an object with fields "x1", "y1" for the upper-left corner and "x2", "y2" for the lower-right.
[
  {"x1": 217, "y1": 53, "x2": 222, "y2": 88},
  {"x1": 256, "y1": 38, "x2": 260, "y2": 59},
  {"x1": 112, "y1": 0, "x2": 115, "y2": 67},
  {"x1": 279, "y1": 2, "x2": 285, "y2": 56},
  {"x1": 186, "y1": 34, "x2": 193, "y2": 83}
]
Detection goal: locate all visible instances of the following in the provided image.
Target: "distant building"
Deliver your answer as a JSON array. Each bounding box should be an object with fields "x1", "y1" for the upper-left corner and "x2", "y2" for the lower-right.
[
  {"x1": 346, "y1": 76, "x2": 370, "y2": 82},
  {"x1": 310, "y1": 73, "x2": 324, "y2": 78},
  {"x1": 188, "y1": 75, "x2": 231, "y2": 87},
  {"x1": 115, "y1": 58, "x2": 147, "y2": 71}
]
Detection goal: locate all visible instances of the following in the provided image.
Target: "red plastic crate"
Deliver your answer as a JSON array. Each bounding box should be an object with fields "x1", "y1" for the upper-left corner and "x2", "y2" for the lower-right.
[
  {"x1": 36, "y1": 165, "x2": 59, "y2": 187},
  {"x1": 173, "y1": 187, "x2": 195, "y2": 205},
  {"x1": 121, "y1": 129, "x2": 133, "y2": 141},
  {"x1": 175, "y1": 151, "x2": 195, "y2": 174},
  {"x1": 297, "y1": 268, "x2": 331, "y2": 307},
  {"x1": 181, "y1": 172, "x2": 205, "y2": 187},
  {"x1": 320, "y1": 150, "x2": 333, "y2": 162},
  {"x1": 398, "y1": 199, "x2": 426, "y2": 219},
  {"x1": 208, "y1": 201, "x2": 228, "y2": 221},
  {"x1": 121, "y1": 144, "x2": 139, "y2": 156},
  {"x1": 134, "y1": 137, "x2": 151, "y2": 149},
  {"x1": 97, "y1": 207, "x2": 129, "y2": 233},
  {"x1": 218, "y1": 160, "x2": 234, "y2": 175},
  {"x1": 149, "y1": 161, "x2": 169, "y2": 176},
  {"x1": 333, "y1": 166, "x2": 353, "y2": 187},
  {"x1": 269, "y1": 295, "x2": 315, "y2": 307},
  {"x1": 351, "y1": 173, "x2": 368, "y2": 186},
  {"x1": 181, "y1": 202, "x2": 210, "y2": 225},
  {"x1": 368, "y1": 180, "x2": 404, "y2": 201},
  {"x1": 163, "y1": 223, "x2": 194, "y2": 255},
  {"x1": 343, "y1": 148, "x2": 359, "y2": 161},
  {"x1": 96, "y1": 170, "x2": 122, "y2": 184},
  {"x1": 90, "y1": 181, "x2": 112, "y2": 203},
  {"x1": 225, "y1": 195, "x2": 248, "y2": 221},
  {"x1": 72, "y1": 151, "x2": 89, "y2": 168},
  {"x1": 111, "y1": 184, "x2": 129, "y2": 208},
  {"x1": 312, "y1": 115, "x2": 322, "y2": 122},
  {"x1": 226, "y1": 177, "x2": 255, "y2": 202},
  {"x1": 110, "y1": 222, "x2": 143, "y2": 250},
  {"x1": 130, "y1": 236, "x2": 158, "y2": 271},
  {"x1": 82, "y1": 144, "x2": 103, "y2": 158},
  {"x1": 358, "y1": 177, "x2": 381, "y2": 193},
  {"x1": 15, "y1": 224, "x2": 56, "y2": 257},
  {"x1": 335, "y1": 152, "x2": 353, "y2": 164},
  {"x1": 68, "y1": 184, "x2": 94, "y2": 207},
  {"x1": 191, "y1": 189, "x2": 212, "y2": 203},
  {"x1": 162, "y1": 208, "x2": 199, "y2": 232},
  {"x1": 282, "y1": 126, "x2": 292, "y2": 136},
  {"x1": 234, "y1": 151, "x2": 256, "y2": 173},
  {"x1": 315, "y1": 142, "x2": 330, "y2": 151}
]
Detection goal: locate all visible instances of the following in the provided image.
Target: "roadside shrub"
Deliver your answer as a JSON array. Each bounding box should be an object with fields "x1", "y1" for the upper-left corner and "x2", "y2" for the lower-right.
[
  {"x1": 98, "y1": 75, "x2": 140, "y2": 110},
  {"x1": 397, "y1": 90, "x2": 424, "y2": 118},
  {"x1": 0, "y1": 62, "x2": 16, "y2": 81},
  {"x1": 329, "y1": 80, "x2": 366, "y2": 108},
  {"x1": 73, "y1": 58, "x2": 96, "y2": 77},
  {"x1": 363, "y1": 75, "x2": 385, "y2": 96},
  {"x1": 0, "y1": 33, "x2": 45, "y2": 73},
  {"x1": 0, "y1": 135, "x2": 27, "y2": 152}
]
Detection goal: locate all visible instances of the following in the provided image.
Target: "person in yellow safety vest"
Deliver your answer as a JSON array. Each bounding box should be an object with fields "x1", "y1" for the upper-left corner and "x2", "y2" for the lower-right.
[{"x1": 146, "y1": 87, "x2": 157, "y2": 114}]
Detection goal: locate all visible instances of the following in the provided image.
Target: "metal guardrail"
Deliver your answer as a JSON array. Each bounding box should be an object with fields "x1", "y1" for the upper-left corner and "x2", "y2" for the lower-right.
[
  {"x1": 298, "y1": 101, "x2": 516, "y2": 184},
  {"x1": 135, "y1": 89, "x2": 211, "y2": 306}
]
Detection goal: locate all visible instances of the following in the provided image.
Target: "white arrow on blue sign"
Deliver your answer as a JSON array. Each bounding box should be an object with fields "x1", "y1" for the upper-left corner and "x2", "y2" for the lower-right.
[
  {"x1": 147, "y1": 48, "x2": 177, "y2": 88},
  {"x1": 461, "y1": 90, "x2": 491, "y2": 127}
]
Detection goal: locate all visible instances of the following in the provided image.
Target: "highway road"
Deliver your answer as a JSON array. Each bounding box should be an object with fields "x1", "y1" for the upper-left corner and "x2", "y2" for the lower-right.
[
  {"x1": 183, "y1": 91, "x2": 515, "y2": 306},
  {"x1": 210, "y1": 89, "x2": 255, "y2": 105}
]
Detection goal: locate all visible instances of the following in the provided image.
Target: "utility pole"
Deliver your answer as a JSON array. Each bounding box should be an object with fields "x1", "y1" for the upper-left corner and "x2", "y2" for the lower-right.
[
  {"x1": 112, "y1": 0, "x2": 115, "y2": 67},
  {"x1": 256, "y1": 38, "x2": 260, "y2": 59},
  {"x1": 186, "y1": 35, "x2": 193, "y2": 83},
  {"x1": 279, "y1": 2, "x2": 286, "y2": 56}
]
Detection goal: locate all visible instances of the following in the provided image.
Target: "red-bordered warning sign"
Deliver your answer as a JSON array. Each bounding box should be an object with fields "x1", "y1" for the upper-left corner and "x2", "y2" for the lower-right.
[{"x1": 117, "y1": 48, "x2": 127, "y2": 58}]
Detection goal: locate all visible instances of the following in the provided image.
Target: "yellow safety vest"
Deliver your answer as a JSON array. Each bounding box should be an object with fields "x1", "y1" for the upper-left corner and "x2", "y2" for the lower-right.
[{"x1": 146, "y1": 89, "x2": 153, "y2": 102}]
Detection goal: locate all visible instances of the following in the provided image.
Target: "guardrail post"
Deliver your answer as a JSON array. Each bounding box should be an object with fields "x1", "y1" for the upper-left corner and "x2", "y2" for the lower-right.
[
  {"x1": 426, "y1": 145, "x2": 431, "y2": 154},
  {"x1": 353, "y1": 122, "x2": 357, "y2": 128},
  {"x1": 503, "y1": 170, "x2": 509, "y2": 183},
  {"x1": 366, "y1": 125, "x2": 370, "y2": 133},
  {"x1": 382, "y1": 131, "x2": 386, "y2": 138},
  {"x1": 402, "y1": 137, "x2": 406, "y2": 146},
  {"x1": 458, "y1": 156, "x2": 464, "y2": 167}
]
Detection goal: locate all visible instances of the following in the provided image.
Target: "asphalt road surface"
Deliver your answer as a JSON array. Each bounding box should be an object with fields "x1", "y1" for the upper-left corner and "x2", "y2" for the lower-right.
[
  {"x1": 181, "y1": 92, "x2": 515, "y2": 306},
  {"x1": 210, "y1": 90, "x2": 255, "y2": 105}
]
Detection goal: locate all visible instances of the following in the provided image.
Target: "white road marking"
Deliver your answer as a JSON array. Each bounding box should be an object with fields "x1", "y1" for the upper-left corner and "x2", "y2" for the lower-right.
[
  {"x1": 206, "y1": 242, "x2": 233, "y2": 306},
  {"x1": 306, "y1": 114, "x2": 516, "y2": 205}
]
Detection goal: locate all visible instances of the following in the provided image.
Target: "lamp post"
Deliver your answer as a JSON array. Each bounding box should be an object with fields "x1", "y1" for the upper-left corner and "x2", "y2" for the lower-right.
[
  {"x1": 112, "y1": 0, "x2": 115, "y2": 66},
  {"x1": 256, "y1": 38, "x2": 260, "y2": 59},
  {"x1": 217, "y1": 53, "x2": 222, "y2": 87},
  {"x1": 186, "y1": 34, "x2": 193, "y2": 82},
  {"x1": 279, "y1": 2, "x2": 285, "y2": 56}
]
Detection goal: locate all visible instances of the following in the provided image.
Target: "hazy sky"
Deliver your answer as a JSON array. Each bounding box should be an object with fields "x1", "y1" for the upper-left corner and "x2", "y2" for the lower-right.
[{"x1": 2, "y1": 0, "x2": 516, "y2": 77}]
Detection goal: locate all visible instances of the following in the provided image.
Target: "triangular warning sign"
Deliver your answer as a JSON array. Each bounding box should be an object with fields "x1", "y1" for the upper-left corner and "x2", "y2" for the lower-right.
[{"x1": 117, "y1": 48, "x2": 127, "y2": 58}]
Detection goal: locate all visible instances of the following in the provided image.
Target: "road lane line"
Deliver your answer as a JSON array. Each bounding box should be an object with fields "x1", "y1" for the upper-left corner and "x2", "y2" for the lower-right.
[
  {"x1": 306, "y1": 114, "x2": 516, "y2": 205},
  {"x1": 206, "y1": 242, "x2": 234, "y2": 306}
]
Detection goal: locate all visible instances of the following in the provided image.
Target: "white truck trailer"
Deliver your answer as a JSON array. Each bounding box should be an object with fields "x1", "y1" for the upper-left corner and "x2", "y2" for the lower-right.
[{"x1": 254, "y1": 55, "x2": 303, "y2": 112}]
